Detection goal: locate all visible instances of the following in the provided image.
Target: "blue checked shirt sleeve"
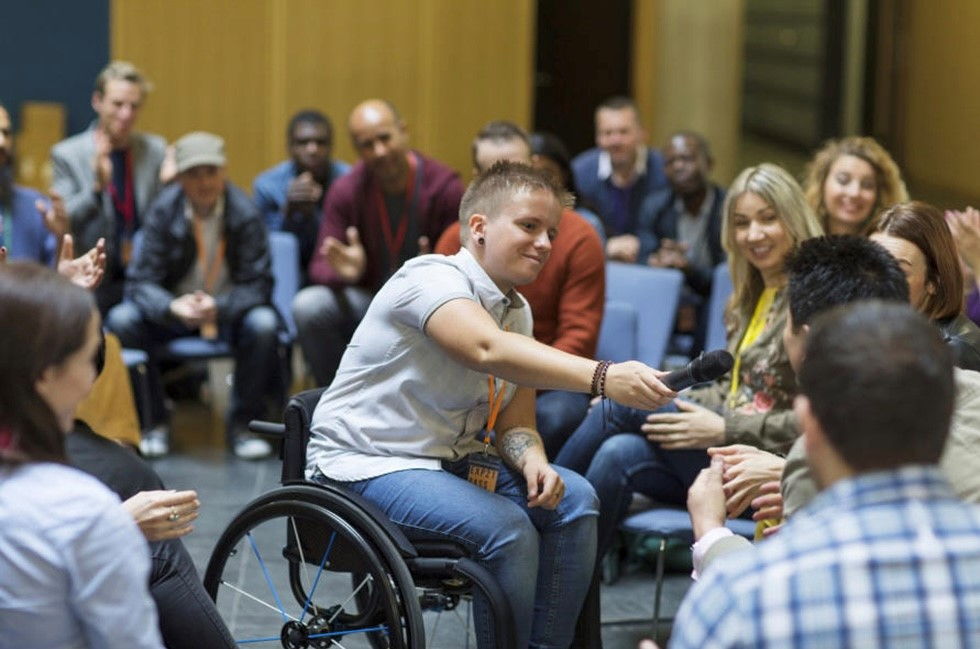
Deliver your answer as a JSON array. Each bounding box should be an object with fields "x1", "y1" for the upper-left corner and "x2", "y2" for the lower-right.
[{"x1": 670, "y1": 569, "x2": 753, "y2": 648}]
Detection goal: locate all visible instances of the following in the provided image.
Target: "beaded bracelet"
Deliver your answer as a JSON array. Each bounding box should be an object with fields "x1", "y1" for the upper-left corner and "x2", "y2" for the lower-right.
[{"x1": 590, "y1": 360, "x2": 613, "y2": 398}]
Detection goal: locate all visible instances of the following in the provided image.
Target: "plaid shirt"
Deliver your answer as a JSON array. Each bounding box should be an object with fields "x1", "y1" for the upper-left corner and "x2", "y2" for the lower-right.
[{"x1": 671, "y1": 466, "x2": 980, "y2": 648}]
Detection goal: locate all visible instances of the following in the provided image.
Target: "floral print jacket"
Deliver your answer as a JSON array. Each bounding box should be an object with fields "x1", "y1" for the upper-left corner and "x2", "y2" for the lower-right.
[{"x1": 688, "y1": 288, "x2": 800, "y2": 454}]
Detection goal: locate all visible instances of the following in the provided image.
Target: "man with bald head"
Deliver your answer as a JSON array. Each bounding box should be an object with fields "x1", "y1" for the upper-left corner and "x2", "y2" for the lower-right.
[{"x1": 294, "y1": 99, "x2": 464, "y2": 386}]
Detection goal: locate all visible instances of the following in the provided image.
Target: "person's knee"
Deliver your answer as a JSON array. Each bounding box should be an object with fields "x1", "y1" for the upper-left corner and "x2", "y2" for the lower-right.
[
  {"x1": 105, "y1": 302, "x2": 146, "y2": 345},
  {"x1": 241, "y1": 305, "x2": 279, "y2": 341},
  {"x1": 561, "y1": 469, "x2": 600, "y2": 518},
  {"x1": 589, "y1": 435, "x2": 649, "y2": 478},
  {"x1": 292, "y1": 286, "x2": 335, "y2": 330}
]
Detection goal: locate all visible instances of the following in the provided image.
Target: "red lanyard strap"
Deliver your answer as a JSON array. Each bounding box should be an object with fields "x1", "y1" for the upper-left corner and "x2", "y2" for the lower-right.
[
  {"x1": 373, "y1": 152, "x2": 418, "y2": 274},
  {"x1": 107, "y1": 148, "x2": 135, "y2": 231}
]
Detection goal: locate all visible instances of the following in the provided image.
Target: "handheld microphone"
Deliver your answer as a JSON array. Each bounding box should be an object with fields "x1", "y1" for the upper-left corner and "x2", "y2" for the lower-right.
[{"x1": 662, "y1": 349, "x2": 734, "y2": 391}]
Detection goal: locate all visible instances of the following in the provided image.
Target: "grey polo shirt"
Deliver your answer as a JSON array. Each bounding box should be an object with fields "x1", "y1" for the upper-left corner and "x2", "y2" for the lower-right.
[{"x1": 306, "y1": 248, "x2": 533, "y2": 482}]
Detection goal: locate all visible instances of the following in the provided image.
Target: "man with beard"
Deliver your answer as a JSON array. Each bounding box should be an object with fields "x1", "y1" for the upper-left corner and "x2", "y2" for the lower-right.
[{"x1": 0, "y1": 102, "x2": 64, "y2": 263}]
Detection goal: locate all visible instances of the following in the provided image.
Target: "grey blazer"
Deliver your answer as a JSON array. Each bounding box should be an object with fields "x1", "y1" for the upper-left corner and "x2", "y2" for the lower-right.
[{"x1": 50, "y1": 127, "x2": 167, "y2": 265}]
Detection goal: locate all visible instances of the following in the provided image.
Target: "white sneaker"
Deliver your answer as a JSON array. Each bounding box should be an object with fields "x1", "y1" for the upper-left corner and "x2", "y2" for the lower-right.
[
  {"x1": 139, "y1": 425, "x2": 170, "y2": 458},
  {"x1": 233, "y1": 434, "x2": 274, "y2": 460}
]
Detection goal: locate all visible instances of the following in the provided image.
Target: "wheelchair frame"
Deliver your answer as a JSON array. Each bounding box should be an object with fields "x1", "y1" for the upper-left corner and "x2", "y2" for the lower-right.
[{"x1": 203, "y1": 388, "x2": 516, "y2": 648}]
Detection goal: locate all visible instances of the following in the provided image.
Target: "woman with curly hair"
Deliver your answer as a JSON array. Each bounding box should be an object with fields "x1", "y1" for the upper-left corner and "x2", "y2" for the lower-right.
[{"x1": 803, "y1": 136, "x2": 908, "y2": 236}]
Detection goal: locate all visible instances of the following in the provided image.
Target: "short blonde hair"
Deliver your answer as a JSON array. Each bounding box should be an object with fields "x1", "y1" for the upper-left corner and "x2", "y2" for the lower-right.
[
  {"x1": 94, "y1": 61, "x2": 152, "y2": 97},
  {"x1": 803, "y1": 136, "x2": 908, "y2": 235},
  {"x1": 722, "y1": 163, "x2": 824, "y2": 333}
]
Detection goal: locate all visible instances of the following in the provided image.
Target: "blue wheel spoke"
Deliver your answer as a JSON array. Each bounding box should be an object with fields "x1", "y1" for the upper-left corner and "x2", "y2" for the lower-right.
[
  {"x1": 299, "y1": 529, "x2": 337, "y2": 622},
  {"x1": 246, "y1": 530, "x2": 289, "y2": 622}
]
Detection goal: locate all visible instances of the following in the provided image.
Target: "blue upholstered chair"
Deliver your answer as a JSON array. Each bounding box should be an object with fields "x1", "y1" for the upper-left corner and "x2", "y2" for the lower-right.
[
  {"x1": 704, "y1": 262, "x2": 734, "y2": 353},
  {"x1": 604, "y1": 263, "x2": 685, "y2": 369}
]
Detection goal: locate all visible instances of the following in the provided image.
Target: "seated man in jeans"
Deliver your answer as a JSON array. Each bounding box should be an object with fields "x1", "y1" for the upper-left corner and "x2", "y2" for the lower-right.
[{"x1": 107, "y1": 131, "x2": 281, "y2": 459}]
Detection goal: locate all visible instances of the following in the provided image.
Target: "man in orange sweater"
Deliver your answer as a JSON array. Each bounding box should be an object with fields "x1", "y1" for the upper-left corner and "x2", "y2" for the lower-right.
[{"x1": 435, "y1": 121, "x2": 605, "y2": 457}]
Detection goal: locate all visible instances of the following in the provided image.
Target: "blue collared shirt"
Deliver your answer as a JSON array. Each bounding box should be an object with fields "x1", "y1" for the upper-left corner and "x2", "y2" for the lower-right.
[{"x1": 671, "y1": 465, "x2": 980, "y2": 648}]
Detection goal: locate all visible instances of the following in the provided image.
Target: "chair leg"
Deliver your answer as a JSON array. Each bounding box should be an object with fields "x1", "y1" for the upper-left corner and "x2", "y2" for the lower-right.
[{"x1": 653, "y1": 536, "x2": 667, "y2": 639}]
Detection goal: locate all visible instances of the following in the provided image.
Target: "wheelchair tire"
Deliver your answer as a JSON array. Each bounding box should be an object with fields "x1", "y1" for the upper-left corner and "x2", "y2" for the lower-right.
[{"x1": 204, "y1": 495, "x2": 425, "y2": 648}]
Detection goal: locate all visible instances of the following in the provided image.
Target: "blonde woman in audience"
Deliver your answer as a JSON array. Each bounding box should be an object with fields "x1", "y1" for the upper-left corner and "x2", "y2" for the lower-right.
[
  {"x1": 0, "y1": 262, "x2": 163, "y2": 649},
  {"x1": 802, "y1": 135, "x2": 907, "y2": 235},
  {"x1": 557, "y1": 163, "x2": 824, "y2": 559}
]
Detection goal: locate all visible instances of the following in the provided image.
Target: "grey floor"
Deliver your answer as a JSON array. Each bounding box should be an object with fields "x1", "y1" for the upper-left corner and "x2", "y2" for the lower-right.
[{"x1": 150, "y1": 393, "x2": 693, "y2": 649}]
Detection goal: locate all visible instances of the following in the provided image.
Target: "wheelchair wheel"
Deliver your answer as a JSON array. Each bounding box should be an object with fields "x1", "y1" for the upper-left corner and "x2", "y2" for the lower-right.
[{"x1": 204, "y1": 495, "x2": 424, "y2": 648}]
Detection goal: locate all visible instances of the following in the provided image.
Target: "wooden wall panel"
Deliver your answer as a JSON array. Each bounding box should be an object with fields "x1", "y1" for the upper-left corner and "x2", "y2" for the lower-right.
[
  {"x1": 111, "y1": 0, "x2": 533, "y2": 189},
  {"x1": 633, "y1": 0, "x2": 745, "y2": 185},
  {"x1": 899, "y1": 1, "x2": 980, "y2": 203}
]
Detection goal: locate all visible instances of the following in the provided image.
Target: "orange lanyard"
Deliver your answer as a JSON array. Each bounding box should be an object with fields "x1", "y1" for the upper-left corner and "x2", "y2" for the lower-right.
[
  {"x1": 191, "y1": 218, "x2": 226, "y2": 294},
  {"x1": 484, "y1": 375, "x2": 506, "y2": 447}
]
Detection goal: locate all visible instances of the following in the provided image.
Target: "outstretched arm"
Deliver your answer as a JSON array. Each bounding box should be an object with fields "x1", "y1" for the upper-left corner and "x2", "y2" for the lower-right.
[{"x1": 424, "y1": 297, "x2": 676, "y2": 410}]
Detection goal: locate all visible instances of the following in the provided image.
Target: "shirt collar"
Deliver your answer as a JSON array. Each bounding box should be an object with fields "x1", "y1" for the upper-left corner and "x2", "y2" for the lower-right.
[
  {"x1": 454, "y1": 247, "x2": 528, "y2": 315},
  {"x1": 800, "y1": 465, "x2": 953, "y2": 520},
  {"x1": 184, "y1": 194, "x2": 225, "y2": 223},
  {"x1": 597, "y1": 144, "x2": 649, "y2": 185}
]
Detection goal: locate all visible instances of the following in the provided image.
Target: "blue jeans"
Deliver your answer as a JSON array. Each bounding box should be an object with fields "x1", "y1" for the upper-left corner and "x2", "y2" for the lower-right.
[
  {"x1": 106, "y1": 301, "x2": 283, "y2": 441},
  {"x1": 319, "y1": 461, "x2": 598, "y2": 649},
  {"x1": 536, "y1": 390, "x2": 591, "y2": 459},
  {"x1": 555, "y1": 401, "x2": 710, "y2": 558}
]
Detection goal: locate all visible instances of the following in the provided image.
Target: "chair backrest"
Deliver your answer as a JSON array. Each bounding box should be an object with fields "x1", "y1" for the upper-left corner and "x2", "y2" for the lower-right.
[
  {"x1": 704, "y1": 262, "x2": 733, "y2": 352},
  {"x1": 597, "y1": 301, "x2": 638, "y2": 363},
  {"x1": 604, "y1": 263, "x2": 684, "y2": 368},
  {"x1": 281, "y1": 387, "x2": 327, "y2": 482},
  {"x1": 269, "y1": 231, "x2": 301, "y2": 339}
]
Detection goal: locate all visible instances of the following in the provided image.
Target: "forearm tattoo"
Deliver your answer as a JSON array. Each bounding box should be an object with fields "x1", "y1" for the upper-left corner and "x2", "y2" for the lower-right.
[{"x1": 500, "y1": 427, "x2": 542, "y2": 466}]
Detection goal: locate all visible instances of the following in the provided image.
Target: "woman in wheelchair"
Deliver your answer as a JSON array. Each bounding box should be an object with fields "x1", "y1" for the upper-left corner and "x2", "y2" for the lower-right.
[
  {"x1": 0, "y1": 263, "x2": 164, "y2": 648},
  {"x1": 305, "y1": 162, "x2": 675, "y2": 648}
]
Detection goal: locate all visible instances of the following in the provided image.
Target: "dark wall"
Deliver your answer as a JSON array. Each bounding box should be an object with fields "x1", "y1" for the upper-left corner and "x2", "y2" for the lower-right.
[{"x1": 0, "y1": 0, "x2": 109, "y2": 134}]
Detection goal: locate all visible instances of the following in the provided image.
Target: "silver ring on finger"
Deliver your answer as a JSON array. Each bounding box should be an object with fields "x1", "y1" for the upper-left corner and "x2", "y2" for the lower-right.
[{"x1": 168, "y1": 508, "x2": 180, "y2": 522}]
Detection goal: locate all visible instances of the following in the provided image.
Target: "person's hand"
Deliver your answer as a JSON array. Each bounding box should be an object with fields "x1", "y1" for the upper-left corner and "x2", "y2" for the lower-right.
[
  {"x1": 0, "y1": 246, "x2": 6, "y2": 263},
  {"x1": 687, "y1": 455, "x2": 727, "y2": 540},
  {"x1": 159, "y1": 144, "x2": 177, "y2": 185},
  {"x1": 57, "y1": 235, "x2": 106, "y2": 290},
  {"x1": 642, "y1": 399, "x2": 725, "y2": 449},
  {"x1": 36, "y1": 190, "x2": 69, "y2": 239},
  {"x1": 417, "y1": 235, "x2": 431, "y2": 256},
  {"x1": 638, "y1": 640, "x2": 661, "y2": 649},
  {"x1": 750, "y1": 480, "x2": 784, "y2": 525},
  {"x1": 648, "y1": 239, "x2": 689, "y2": 270},
  {"x1": 121, "y1": 489, "x2": 200, "y2": 542},
  {"x1": 170, "y1": 293, "x2": 205, "y2": 329},
  {"x1": 524, "y1": 457, "x2": 565, "y2": 510},
  {"x1": 606, "y1": 234, "x2": 640, "y2": 263},
  {"x1": 708, "y1": 444, "x2": 786, "y2": 517},
  {"x1": 92, "y1": 128, "x2": 113, "y2": 193},
  {"x1": 191, "y1": 290, "x2": 218, "y2": 325},
  {"x1": 601, "y1": 361, "x2": 676, "y2": 411},
  {"x1": 321, "y1": 226, "x2": 367, "y2": 283},
  {"x1": 285, "y1": 172, "x2": 323, "y2": 217},
  {"x1": 946, "y1": 207, "x2": 980, "y2": 277}
]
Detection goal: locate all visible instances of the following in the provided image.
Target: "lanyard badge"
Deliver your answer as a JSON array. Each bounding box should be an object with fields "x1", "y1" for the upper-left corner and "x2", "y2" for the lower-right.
[{"x1": 467, "y1": 375, "x2": 504, "y2": 492}]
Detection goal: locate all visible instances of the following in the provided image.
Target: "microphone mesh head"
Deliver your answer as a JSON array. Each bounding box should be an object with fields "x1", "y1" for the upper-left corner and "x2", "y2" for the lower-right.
[{"x1": 693, "y1": 349, "x2": 735, "y2": 382}]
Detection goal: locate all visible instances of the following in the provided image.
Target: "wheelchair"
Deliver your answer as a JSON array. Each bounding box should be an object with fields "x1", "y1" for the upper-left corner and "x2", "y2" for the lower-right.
[{"x1": 203, "y1": 388, "x2": 516, "y2": 648}]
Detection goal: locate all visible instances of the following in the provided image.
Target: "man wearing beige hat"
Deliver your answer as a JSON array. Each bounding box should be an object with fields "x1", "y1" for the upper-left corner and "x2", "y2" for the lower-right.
[{"x1": 106, "y1": 131, "x2": 282, "y2": 459}]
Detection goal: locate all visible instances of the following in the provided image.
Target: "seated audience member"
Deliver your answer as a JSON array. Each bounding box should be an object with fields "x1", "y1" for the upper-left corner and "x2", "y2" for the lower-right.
[
  {"x1": 945, "y1": 205, "x2": 980, "y2": 328},
  {"x1": 307, "y1": 162, "x2": 675, "y2": 649},
  {"x1": 51, "y1": 61, "x2": 171, "y2": 314},
  {"x1": 0, "y1": 262, "x2": 164, "y2": 649},
  {"x1": 699, "y1": 236, "x2": 980, "y2": 572},
  {"x1": 0, "y1": 102, "x2": 63, "y2": 263},
  {"x1": 435, "y1": 121, "x2": 605, "y2": 457},
  {"x1": 637, "y1": 131, "x2": 726, "y2": 354},
  {"x1": 529, "y1": 130, "x2": 605, "y2": 242},
  {"x1": 107, "y1": 131, "x2": 281, "y2": 459},
  {"x1": 293, "y1": 99, "x2": 463, "y2": 387},
  {"x1": 802, "y1": 135, "x2": 908, "y2": 236},
  {"x1": 555, "y1": 163, "x2": 823, "y2": 561},
  {"x1": 671, "y1": 301, "x2": 980, "y2": 648},
  {"x1": 571, "y1": 96, "x2": 668, "y2": 262},
  {"x1": 872, "y1": 201, "x2": 980, "y2": 371},
  {"x1": 252, "y1": 109, "x2": 351, "y2": 278}
]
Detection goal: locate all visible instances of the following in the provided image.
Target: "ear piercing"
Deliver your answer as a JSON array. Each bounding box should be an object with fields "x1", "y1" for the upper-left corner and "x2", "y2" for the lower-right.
[{"x1": 477, "y1": 237, "x2": 485, "y2": 245}]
